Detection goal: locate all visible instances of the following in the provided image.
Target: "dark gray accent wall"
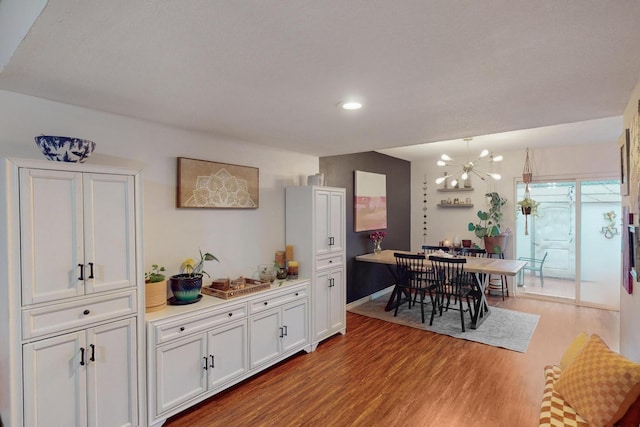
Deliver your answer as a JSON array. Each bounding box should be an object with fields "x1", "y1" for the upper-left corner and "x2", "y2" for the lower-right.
[{"x1": 320, "y1": 151, "x2": 411, "y2": 303}]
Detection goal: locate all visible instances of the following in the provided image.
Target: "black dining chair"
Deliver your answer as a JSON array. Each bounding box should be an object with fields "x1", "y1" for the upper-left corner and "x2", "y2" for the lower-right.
[
  {"x1": 428, "y1": 255, "x2": 480, "y2": 332},
  {"x1": 393, "y1": 253, "x2": 429, "y2": 323},
  {"x1": 422, "y1": 245, "x2": 450, "y2": 254}
]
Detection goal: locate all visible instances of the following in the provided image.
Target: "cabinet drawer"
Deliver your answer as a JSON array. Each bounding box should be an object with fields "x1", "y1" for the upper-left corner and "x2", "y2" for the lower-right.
[
  {"x1": 22, "y1": 289, "x2": 136, "y2": 340},
  {"x1": 153, "y1": 303, "x2": 247, "y2": 345},
  {"x1": 250, "y1": 286, "x2": 308, "y2": 314},
  {"x1": 316, "y1": 255, "x2": 343, "y2": 269}
]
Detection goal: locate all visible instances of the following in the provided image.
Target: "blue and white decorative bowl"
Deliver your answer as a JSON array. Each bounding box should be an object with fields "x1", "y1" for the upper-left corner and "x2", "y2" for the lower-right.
[{"x1": 34, "y1": 135, "x2": 96, "y2": 163}]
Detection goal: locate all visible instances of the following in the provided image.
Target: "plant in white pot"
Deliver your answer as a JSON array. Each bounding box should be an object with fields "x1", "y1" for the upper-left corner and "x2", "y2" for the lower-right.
[
  {"x1": 468, "y1": 192, "x2": 509, "y2": 254},
  {"x1": 169, "y1": 250, "x2": 219, "y2": 302}
]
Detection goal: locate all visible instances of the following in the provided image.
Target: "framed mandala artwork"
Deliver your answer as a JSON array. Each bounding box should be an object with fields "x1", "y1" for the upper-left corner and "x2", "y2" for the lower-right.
[{"x1": 177, "y1": 157, "x2": 259, "y2": 208}]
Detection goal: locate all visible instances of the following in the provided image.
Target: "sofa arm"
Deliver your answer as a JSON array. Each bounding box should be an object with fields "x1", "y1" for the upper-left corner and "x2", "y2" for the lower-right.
[{"x1": 539, "y1": 365, "x2": 588, "y2": 426}]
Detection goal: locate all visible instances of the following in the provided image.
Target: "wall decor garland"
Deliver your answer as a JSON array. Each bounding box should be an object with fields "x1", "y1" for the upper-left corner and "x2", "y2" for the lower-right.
[{"x1": 422, "y1": 174, "x2": 428, "y2": 243}]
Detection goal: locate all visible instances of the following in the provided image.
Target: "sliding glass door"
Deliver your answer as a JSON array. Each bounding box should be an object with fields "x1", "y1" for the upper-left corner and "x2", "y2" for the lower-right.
[{"x1": 515, "y1": 179, "x2": 620, "y2": 310}]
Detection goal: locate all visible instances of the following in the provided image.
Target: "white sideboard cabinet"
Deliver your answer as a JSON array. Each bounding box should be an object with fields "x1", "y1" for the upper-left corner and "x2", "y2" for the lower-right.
[
  {"x1": 285, "y1": 186, "x2": 346, "y2": 350},
  {"x1": 0, "y1": 158, "x2": 145, "y2": 427},
  {"x1": 147, "y1": 280, "x2": 310, "y2": 427}
]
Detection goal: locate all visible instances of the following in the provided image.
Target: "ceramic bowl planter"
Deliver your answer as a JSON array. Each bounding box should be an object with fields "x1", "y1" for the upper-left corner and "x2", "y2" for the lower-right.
[{"x1": 169, "y1": 274, "x2": 204, "y2": 302}]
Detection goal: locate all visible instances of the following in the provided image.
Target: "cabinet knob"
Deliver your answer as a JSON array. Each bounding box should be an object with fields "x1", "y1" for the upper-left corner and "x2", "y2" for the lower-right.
[
  {"x1": 180, "y1": 327, "x2": 185, "y2": 332},
  {"x1": 228, "y1": 312, "x2": 233, "y2": 317},
  {"x1": 329, "y1": 260, "x2": 333, "y2": 263},
  {"x1": 295, "y1": 292, "x2": 299, "y2": 296},
  {"x1": 83, "y1": 309, "x2": 90, "y2": 315},
  {"x1": 264, "y1": 301, "x2": 268, "y2": 306}
]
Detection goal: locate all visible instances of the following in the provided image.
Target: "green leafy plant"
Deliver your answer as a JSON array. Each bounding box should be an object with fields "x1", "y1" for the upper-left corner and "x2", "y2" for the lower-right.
[
  {"x1": 179, "y1": 250, "x2": 219, "y2": 278},
  {"x1": 517, "y1": 197, "x2": 540, "y2": 216},
  {"x1": 145, "y1": 264, "x2": 166, "y2": 283},
  {"x1": 468, "y1": 192, "x2": 507, "y2": 238}
]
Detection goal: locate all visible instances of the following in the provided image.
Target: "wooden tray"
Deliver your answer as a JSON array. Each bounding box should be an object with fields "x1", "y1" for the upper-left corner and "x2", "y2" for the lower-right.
[{"x1": 202, "y1": 278, "x2": 270, "y2": 299}]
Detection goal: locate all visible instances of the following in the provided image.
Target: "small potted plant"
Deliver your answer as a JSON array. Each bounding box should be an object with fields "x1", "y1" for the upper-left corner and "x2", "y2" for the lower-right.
[
  {"x1": 517, "y1": 197, "x2": 539, "y2": 216},
  {"x1": 517, "y1": 197, "x2": 540, "y2": 235},
  {"x1": 468, "y1": 192, "x2": 508, "y2": 254},
  {"x1": 145, "y1": 264, "x2": 167, "y2": 312},
  {"x1": 168, "y1": 250, "x2": 219, "y2": 302}
]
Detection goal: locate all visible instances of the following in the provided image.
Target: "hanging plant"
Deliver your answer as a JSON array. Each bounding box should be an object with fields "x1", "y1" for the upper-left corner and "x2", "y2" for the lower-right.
[{"x1": 517, "y1": 197, "x2": 539, "y2": 235}]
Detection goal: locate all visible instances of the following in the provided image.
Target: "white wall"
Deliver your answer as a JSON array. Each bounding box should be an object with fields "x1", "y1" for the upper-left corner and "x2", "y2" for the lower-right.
[
  {"x1": 0, "y1": 90, "x2": 319, "y2": 279},
  {"x1": 411, "y1": 143, "x2": 618, "y2": 260},
  {"x1": 621, "y1": 80, "x2": 640, "y2": 362}
]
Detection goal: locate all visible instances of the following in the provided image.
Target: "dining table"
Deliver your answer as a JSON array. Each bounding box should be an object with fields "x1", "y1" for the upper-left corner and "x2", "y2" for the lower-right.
[{"x1": 355, "y1": 249, "x2": 527, "y2": 329}]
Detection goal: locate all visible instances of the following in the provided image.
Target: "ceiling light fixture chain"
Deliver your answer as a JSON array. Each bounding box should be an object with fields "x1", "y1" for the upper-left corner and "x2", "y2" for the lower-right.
[{"x1": 435, "y1": 137, "x2": 503, "y2": 186}]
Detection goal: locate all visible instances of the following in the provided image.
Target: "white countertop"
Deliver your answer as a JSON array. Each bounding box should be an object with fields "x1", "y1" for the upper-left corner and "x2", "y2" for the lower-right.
[{"x1": 145, "y1": 278, "x2": 310, "y2": 322}]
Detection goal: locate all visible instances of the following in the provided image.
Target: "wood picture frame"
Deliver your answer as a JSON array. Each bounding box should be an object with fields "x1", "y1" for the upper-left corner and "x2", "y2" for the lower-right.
[
  {"x1": 177, "y1": 157, "x2": 259, "y2": 208},
  {"x1": 620, "y1": 129, "x2": 630, "y2": 196}
]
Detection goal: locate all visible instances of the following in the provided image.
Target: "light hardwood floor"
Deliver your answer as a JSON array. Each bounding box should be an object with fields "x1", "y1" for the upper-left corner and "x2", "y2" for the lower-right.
[{"x1": 165, "y1": 295, "x2": 619, "y2": 427}]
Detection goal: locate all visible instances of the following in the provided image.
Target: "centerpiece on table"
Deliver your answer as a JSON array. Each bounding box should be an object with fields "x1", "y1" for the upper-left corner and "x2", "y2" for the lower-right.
[
  {"x1": 468, "y1": 192, "x2": 509, "y2": 254},
  {"x1": 168, "y1": 250, "x2": 219, "y2": 304},
  {"x1": 370, "y1": 230, "x2": 387, "y2": 254}
]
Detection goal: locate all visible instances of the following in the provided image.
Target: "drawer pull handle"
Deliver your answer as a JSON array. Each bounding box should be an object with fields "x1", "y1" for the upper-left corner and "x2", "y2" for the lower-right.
[
  {"x1": 88, "y1": 262, "x2": 95, "y2": 279},
  {"x1": 279, "y1": 327, "x2": 284, "y2": 338},
  {"x1": 80, "y1": 347, "x2": 85, "y2": 366},
  {"x1": 203, "y1": 356, "x2": 208, "y2": 370},
  {"x1": 179, "y1": 327, "x2": 185, "y2": 332},
  {"x1": 78, "y1": 264, "x2": 85, "y2": 280},
  {"x1": 210, "y1": 355, "x2": 215, "y2": 368},
  {"x1": 83, "y1": 309, "x2": 90, "y2": 315},
  {"x1": 90, "y1": 344, "x2": 95, "y2": 362},
  {"x1": 264, "y1": 302, "x2": 268, "y2": 306},
  {"x1": 283, "y1": 325, "x2": 288, "y2": 336}
]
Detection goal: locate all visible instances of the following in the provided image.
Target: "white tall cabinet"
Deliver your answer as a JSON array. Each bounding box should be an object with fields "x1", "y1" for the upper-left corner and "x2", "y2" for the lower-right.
[
  {"x1": 0, "y1": 158, "x2": 145, "y2": 427},
  {"x1": 285, "y1": 186, "x2": 346, "y2": 350}
]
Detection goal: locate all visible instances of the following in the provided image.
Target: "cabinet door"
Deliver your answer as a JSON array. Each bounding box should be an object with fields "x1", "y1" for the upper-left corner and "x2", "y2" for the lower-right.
[
  {"x1": 313, "y1": 270, "x2": 331, "y2": 341},
  {"x1": 249, "y1": 308, "x2": 281, "y2": 368},
  {"x1": 155, "y1": 333, "x2": 207, "y2": 416},
  {"x1": 20, "y1": 168, "x2": 85, "y2": 305},
  {"x1": 23, "y1": 331, "x2": 87, "y2": 427},
  {"x1": 313, "y1": 189, "x2": 331, "y2": 255},
  {"x1": 282, "y1": 299, "x2": 308, "y2": 353},
  {"x1": 86, "y1": 318, "x2": 138, "y2": 427},
  {"x1": 329, "y1": 267, "x2": 345, "y2": 332},
  {"x1": 83, "y1": 173, "x2": 136, "y2": 294},
  {"x1": 328, "y1": 190, "x2": 345, "y2": 252},
  {"x1": 207, "y1": 320, "x2": 248, "y2": 390}
]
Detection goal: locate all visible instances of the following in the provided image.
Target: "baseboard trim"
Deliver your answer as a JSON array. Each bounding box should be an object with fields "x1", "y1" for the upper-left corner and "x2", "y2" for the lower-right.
[{"x1": 345, "y1": 285, "x2": 394, "y2": 310}]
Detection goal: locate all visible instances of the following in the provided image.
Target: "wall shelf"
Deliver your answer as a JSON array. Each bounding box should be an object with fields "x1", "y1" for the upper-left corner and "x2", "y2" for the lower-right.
[
  {"x1": 437, "y1": 187, "x2": 474, "y2": 192},
  {"x1": 437, "y1": 203, "x2": 474, "y2": 208}
]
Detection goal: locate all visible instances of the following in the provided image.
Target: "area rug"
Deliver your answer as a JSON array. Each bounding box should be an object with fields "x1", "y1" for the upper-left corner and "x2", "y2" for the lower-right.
[{"x1": 348, "y1": 294, "x2": 539, "y2": 353}]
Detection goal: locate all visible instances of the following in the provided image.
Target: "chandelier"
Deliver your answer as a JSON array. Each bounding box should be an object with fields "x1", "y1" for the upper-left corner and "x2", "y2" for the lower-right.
[{"x1": 435, "y1": 138, "x2": 503, "y2": 186}]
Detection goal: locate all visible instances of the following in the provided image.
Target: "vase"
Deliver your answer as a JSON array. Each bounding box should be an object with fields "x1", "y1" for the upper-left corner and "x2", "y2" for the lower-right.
[
  {"x1": 373, "y1": 239, "x2": 382, "y2": 254},
  {"x1": 169, "y1": 274, "x2": 203, "y2": 302}
]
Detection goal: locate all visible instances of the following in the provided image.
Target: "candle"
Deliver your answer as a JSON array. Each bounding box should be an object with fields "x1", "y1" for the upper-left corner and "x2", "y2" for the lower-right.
[
  {"x1": 275, "y1": 251, "x2": 285, "y2": 267},
  {"x1": 287, "y1": 260, "x2": 299, "y2": 278},
  {"x1": 285, "y1": 245, "x2": 294, "y2": 261}
]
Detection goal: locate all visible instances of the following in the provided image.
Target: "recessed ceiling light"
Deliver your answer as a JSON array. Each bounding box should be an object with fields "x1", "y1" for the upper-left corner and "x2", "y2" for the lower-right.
[{"x1": 341, "y1": 101, "x2": 362, "y2": 110}]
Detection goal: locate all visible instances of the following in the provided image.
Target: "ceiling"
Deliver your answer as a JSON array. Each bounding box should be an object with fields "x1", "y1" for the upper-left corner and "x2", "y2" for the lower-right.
[{"x1": 1, "y1": 1, "x2": 640, "y2": 159}]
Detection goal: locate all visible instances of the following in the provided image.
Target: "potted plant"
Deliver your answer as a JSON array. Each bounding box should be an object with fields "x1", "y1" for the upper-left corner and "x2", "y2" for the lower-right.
[
  {"x1": 517, "y1": 197, "x2": 539, "y2": 235},
  {"x1": 169, "y1": 250, "x2": 219, "y2": 302},
  {"x1": 145, "y1": 264, "x2": 167, "y2": 312},
  {"x1": 517, "y1": 197, "x2": 539, "y2": 216},
  {"x1": 468, "y1": 192, "x2": 508, "y2": 254}
]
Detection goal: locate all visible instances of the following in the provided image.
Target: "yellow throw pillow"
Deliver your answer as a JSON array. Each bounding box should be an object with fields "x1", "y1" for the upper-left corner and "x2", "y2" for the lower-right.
[
  {"x1": 559, "y1": 332, "x2": 590, "y2": 370},
  {"x1": 555, "y1": 334, "x2": 640, "y2": 427}
]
